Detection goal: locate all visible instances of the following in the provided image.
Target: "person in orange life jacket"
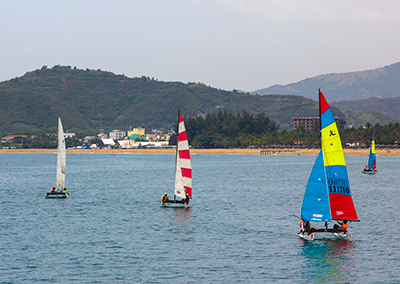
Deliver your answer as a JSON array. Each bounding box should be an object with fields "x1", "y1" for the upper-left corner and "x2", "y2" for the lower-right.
[
  {"x1": 161, "y1": 193, "x2": 169, "y2": 202},
  {"x1": 299, "y1": 219, "x2": 305, "y2": 233},
  {"x1": 333, "y1": 220, "x2": 348, "y2": 231},
  {"x1": 50, "y1": 187, "x2": 55, "y2": 193}
]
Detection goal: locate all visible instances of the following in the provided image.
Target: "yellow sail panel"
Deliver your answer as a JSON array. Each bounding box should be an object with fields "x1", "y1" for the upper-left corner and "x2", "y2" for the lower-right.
[{"x1": 321, "y1": 122, "x2": 346, "y2": 167}]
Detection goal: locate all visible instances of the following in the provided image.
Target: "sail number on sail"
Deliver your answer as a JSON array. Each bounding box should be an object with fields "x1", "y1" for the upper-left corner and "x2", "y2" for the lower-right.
[{"x1": 327, "y1": 178, "x2": 350, "y2": 195}]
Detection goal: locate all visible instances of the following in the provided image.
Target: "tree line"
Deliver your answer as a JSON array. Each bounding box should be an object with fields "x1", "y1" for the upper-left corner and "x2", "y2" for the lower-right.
[{"x1": 169, "y1": 110, "x2": 400, "y2": 148}]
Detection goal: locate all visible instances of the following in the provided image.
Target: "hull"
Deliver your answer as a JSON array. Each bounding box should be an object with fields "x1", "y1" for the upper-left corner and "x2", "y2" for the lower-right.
[
  {"x1": 298, "y1": 230, "x2": 352, "y2": 241},
  {"x1": 334, "y1": 231, "x2": 353, "y2": 240},
  {"x1": 362, "y1": 170, "x2": 377, "y2": 175},
  {"x1": 45, "y1": 192, "x2": 69, "y2": 198},
  {"x1": 161, "y1": 201, "x2": 190, "y2": 208},
  {"x1": 298, "y1": 232, "x2": 315, "y2": 241}
]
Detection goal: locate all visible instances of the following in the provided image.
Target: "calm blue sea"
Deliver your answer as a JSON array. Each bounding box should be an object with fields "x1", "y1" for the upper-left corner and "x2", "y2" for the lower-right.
[{"x1": 0, "y1": 152, "x2": 399, "y2": 283}]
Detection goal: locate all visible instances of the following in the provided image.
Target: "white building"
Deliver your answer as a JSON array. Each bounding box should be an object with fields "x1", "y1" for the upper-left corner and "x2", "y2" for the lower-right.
[
  {"x1": 109, "y1": 130, "x2": 126, "y2": 140},
  {"x1": 64, "y1": 132, "x2": 76, "y2": 138}
]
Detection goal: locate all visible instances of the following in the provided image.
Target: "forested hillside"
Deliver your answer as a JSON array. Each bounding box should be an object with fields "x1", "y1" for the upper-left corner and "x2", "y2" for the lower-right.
[{"x1": 0, "y1": 65, "x2": 340, "y2": 135}]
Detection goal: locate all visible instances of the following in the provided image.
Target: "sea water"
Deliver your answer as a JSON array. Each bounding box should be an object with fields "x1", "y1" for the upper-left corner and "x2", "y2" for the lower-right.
[{"x1": 0, "y1": 152, "x2": 399, "y2": 283}]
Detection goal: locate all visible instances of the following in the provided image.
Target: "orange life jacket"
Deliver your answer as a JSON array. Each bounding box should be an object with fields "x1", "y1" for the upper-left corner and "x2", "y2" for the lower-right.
[
  {"x1": 339, "y1": 223, "x2": 348, "y2": 231},
  {"x1": 299, "y1": 220, "x2": 304, "y2": 230},
  {"x1": 162, "y1": 195, "x2": 168, "y2": 201}
]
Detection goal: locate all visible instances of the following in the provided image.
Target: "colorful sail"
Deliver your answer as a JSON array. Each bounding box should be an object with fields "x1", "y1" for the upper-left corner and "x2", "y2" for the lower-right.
[
  {"x1": 319, "y1": 91, "x2": 358, "y2": 221},
  {"x1": 301, "y1": 149, "x2": 331, "y2": 222},
  {"x1": 367, "y1": 131, "x2": 376, "y2": 170},
  {"x1": 56, "y1": 117, "x2": 66, "y2": 191},
  {"x1": 174, "y1": 110, "x2": 192, "y2": 199}
]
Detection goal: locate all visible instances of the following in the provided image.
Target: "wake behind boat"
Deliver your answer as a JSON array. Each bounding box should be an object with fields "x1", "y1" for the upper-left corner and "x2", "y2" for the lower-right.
[
  {"x1": 45, "y1": 117, "x2": 69, "y2": 199},
  {"x1": 298, "y1": 90, "x2": 359, "y2": 241},
  {"x1": 362, "y1": 131, "x2": 377, "y2": 174},
  {"x1": 161, "y1": 110, "x2": 192, "y2": 208}
]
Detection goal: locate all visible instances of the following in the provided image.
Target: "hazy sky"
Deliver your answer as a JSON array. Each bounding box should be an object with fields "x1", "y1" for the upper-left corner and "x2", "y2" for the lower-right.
[{"x1": 1, "y1": 1, "x2": 400, "y2": 92}]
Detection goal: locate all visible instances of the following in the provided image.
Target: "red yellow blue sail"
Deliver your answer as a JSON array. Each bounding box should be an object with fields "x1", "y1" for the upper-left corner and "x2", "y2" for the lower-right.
[{"x1": 320, "y1": 90, "x2": 358, "y2": 221}]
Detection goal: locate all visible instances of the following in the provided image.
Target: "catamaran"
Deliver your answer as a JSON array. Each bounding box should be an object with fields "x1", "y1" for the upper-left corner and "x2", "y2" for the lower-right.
[
  {"x1": 362, "y1": 131, "x2": 377, "y2": 174},
  {"x1": 161, "y1": 110, "x2": 192, "y2": 208},
  {"x1": 45, "y1": 117, "x2": 69, "y2": 198},
  {"x1": 298, "y1": 90, "x2": 359, "y2": 241}
]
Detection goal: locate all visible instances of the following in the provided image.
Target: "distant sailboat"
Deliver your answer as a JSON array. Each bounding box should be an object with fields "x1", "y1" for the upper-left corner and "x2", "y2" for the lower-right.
[
  {"x1": 362, "y1": 131, "x2": 377, "y2": 174},
  {"x1": 161, "y1": 110, "x2": 192, "y2": 207},
  {"x1": 298, "y1": 90, "x2": 359, "y2": 241},
  {"x1": 45, "y1": 117, "x2": 69, "y2": 198}
]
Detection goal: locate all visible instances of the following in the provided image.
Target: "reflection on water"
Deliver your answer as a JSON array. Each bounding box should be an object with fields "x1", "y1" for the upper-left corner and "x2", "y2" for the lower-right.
[
  {"x1": 300, "y1": 239, "x2": 357, "y2": 283},
  {"x1": 172, "y1": 207, "x2": 193, "y2": 227}
]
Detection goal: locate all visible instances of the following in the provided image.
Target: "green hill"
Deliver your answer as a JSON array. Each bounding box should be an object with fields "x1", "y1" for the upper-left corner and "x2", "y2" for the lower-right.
[{"x1": 0, "y1": 65, "x2": 343, "y2": 135}]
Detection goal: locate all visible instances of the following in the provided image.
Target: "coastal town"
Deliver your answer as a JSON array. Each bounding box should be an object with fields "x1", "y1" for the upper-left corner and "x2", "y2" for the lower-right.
[{"x1": 0, "y1": 127, "x2": 175, "y2": 150}]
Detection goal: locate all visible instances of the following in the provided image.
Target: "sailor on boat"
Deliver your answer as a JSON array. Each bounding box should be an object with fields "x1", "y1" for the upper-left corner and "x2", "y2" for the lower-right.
[
  {"x1": 333, "y1": 220, "x2": 348, "y2": 232},
  {"x1": 184, "y1": 193, "x2": 191, "y2": 205},
  {"x1": 161, "y1": 192, "x2": 169, "y2": 202}
]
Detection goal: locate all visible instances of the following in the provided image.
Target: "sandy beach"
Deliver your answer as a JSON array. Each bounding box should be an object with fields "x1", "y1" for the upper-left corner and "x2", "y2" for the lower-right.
[{"x1": 1, "y1": 148, "x2": 400, "y2": 155}]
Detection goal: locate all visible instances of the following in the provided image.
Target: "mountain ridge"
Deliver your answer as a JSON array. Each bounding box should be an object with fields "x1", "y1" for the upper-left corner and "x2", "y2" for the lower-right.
[{"x1": 252, "y1": 62, "x2": 400, "y2": 102}]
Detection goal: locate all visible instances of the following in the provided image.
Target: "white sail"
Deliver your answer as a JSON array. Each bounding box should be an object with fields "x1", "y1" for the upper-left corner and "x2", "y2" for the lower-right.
[{"x1": 56, "y1": 117, "x2": 66, "y2": 191}]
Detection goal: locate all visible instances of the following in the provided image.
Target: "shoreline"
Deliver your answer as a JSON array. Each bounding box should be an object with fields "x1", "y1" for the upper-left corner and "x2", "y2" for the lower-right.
[{"x1": 1, "y1": 148, "x2": 400, "y2": 155}]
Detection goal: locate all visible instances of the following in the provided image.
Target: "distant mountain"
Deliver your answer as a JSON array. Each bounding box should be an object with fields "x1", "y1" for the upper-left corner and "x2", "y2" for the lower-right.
[
  {"x1": 0, "y1": 65, "x2": 342, "y2": 135},
  {"x1": 341, "y1": 110, "x2": 400, "y2": 127},
  {"x1": 331, "y1": 96, "x2": 400, "y2": 126},
  {"x1": 252, "y1": 62, "x2": 400, "y2": 102}
]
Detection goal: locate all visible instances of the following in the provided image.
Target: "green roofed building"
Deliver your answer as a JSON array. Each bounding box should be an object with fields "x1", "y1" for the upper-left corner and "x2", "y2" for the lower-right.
[{"x1": 127, "y1": 134, "x2": 146, "y2": 141}]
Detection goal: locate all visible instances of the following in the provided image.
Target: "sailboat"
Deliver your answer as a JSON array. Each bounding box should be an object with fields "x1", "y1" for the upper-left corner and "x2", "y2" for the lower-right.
[
  {"x1": 298, "y1": 90, "x2": 359, "y2": 241},
  {"x1": 45, "y1": 117, "x2": 69, "y2": 198},
  {"x1": 362, "y1": 131, "x2": 377, "y2": 174},
  {"x1": 161, "y1": 110, "x2": 192, "y2": 207}
]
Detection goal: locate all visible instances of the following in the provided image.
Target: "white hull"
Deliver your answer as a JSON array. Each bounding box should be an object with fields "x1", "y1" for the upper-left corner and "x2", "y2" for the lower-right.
[
  {"x1": 298, "y1": 230, "x2": 352, "y2": 241},
  {"x1": 298, "y1": 232, "x2": 315, "y2": 241},
  {"x1": 334, "y1": 231, "x2": 352, "y2": 240},
  {"x1": 161, "y1": 201, "x2": 190, "y2": 208}
]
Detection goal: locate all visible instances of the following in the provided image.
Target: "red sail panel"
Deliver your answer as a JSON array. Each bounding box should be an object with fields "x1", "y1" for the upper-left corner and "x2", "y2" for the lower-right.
[{"x1": 329, "y1": 194, "x2": 359, "y2": 220}]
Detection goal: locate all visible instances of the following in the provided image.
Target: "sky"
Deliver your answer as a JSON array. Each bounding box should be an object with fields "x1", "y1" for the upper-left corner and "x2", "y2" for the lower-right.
[{"x1": 1, "y1": 0, "x2": 400, "y2": 92}]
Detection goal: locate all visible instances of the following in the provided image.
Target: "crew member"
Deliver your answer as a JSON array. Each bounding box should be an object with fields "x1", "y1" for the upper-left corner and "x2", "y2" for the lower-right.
[
  {"x1": 299, "y1": 219, "x2": 305, "y2": 233},
  {"x1": 50, "y1": 187, "x2": 55, "y2": 193},
  {"x1": 334, "y1": 220, "x2": 348, "y2": 231},
  {"x1": 161, "y1": 193, "x2": 169, "y2": 202},
  {"x1": 184, "y1": 193, "x2": 190, "y2": 204}
]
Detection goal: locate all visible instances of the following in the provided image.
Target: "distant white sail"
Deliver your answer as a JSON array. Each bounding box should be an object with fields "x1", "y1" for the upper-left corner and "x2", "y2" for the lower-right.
[{"x1": 56, "y1": 117, "x2": 66, "y2": 191}]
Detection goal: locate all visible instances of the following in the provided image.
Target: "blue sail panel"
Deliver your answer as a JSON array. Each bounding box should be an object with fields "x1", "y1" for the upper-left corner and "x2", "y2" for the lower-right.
[
  {"x1": 300, "y1": 150, "x2": 331, "y2": 222},
  {"x1": 367, "y1": 149, "x2": 376, "y2": 169}
]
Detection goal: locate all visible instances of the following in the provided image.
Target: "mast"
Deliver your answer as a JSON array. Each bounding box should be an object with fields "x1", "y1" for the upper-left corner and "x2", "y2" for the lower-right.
[{"x1": 173, "y1": 109, "x2": 180, "y2": 201}]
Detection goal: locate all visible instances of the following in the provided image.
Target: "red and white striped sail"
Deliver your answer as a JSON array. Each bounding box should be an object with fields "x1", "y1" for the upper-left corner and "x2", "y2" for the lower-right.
[{"x1": 174, "y1": 110, "x2": 192, "y2": 199}]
